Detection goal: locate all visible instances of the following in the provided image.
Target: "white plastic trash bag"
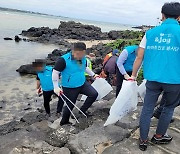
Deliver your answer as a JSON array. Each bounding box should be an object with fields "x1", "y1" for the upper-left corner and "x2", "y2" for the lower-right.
[
  {"x1": 81, "y1": 78, "x2": 113, "y2": 101},
  {"x1": 104, "y1": 80, "x2": 138, "y2": 126},
  {"x1": 138, "y1": 79, "x2": 147, "y2": 100}
]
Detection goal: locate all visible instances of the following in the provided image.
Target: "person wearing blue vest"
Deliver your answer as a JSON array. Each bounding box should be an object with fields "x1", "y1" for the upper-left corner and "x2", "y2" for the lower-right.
[
  {"x1": 52, "y1": 42, "x2": 99, "y2": 126},
  {"x1": 32, "y1": 60, "x2": 64, "y2": 118},
  {"x1": 116, "y1": 45, "x2": 138, "y2": 97},
  {"x1": 129, "y1": 2, "x2": 180, "y2": 151}
]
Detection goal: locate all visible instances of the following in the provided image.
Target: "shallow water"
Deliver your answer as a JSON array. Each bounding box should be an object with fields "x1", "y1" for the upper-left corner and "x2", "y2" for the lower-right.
[{"x1": 0, "y1": 11, "x2": 60, "y2": 124}]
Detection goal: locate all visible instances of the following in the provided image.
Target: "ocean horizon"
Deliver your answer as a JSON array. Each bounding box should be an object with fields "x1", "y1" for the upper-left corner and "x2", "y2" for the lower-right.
[{"x1": 0, "y1": 7, "x2": 137, "y2": 32}]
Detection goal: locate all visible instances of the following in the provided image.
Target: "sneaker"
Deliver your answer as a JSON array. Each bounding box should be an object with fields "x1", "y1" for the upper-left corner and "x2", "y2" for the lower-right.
[
  {"x1": 139, "y1": 139, "x2": 148, "y2": 151},
  {"x1": 151, "y1": 134, "x2": 173, "y2": 144},
  {"x1": 71, "y1": 114, "x2": 79, "y2": 119},
  {"x1": 79, "y1": 111, "x2": 93, "y2": 118},
  {"x1": 45, "y1": 113, "x2": 51, "y2": 119},
  {"x1": 71, "y1": 111, "x2": 92, "y2": 119}
]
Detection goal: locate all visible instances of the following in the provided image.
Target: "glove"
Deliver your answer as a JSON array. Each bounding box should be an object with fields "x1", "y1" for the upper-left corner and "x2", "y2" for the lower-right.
[
  {"x1": 54, "y1": 87, "x2": 63, "y2": 96},
  {"x1": 128, "y1": 76, "x2": 136, "y2": 81},
  {"x1": 37, "y1": 88, "x2": 43, "y2": 97},
  {"x1": 93, "y1": 74, "x2": 100, "y2": 79},
  {"x1": 124, "y1": 74, "x2": 130, "y2": 80}
]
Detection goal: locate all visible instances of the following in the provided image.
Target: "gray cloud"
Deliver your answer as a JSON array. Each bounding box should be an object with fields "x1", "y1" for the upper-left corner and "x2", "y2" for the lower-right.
[{"x1": 0, "y1": 0, "x2": 171, "y2": 25}]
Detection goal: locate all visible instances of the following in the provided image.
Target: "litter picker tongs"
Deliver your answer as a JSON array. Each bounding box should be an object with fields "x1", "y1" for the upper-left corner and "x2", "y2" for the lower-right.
[{"x1": 56, "y1": 93, "x2": 87, "y2": 123}]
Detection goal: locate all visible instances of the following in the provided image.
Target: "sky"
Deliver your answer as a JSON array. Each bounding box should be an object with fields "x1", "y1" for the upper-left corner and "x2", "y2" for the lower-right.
[{"x1": 0, "y1": 0, "x2": 172, "y2": 25}]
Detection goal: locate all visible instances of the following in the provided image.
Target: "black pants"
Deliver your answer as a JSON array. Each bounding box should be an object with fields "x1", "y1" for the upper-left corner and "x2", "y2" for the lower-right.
[
  {"x1": 116, "y1": 68, "x2": 132, "y2": 97},
  {"x1": 60, "y1": 81, "x2": 98, "y2": 124},
  {"x1": 43, "y1": 90, "x2": 64, "y2": 114},
  {"x1": 106, "y1": 72, "x2": 116, "y2": 86}
]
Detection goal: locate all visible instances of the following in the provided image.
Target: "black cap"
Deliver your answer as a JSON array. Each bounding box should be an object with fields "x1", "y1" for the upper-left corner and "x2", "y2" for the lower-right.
[
  {"x1": 162, "y1": 2, "x2": 180, "y2": 16},
  {"x1": 73, "y1": 42, "x2": 86, "y2": 51}
]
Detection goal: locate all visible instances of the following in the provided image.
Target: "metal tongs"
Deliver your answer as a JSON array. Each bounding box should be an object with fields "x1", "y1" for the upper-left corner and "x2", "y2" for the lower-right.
[{"x1": 57, "y1": 93, "x2": 87, "y2": 123}]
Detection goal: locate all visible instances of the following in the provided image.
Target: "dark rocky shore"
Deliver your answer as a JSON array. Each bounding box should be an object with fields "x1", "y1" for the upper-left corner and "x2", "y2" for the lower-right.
[
  {"x1": 4, "y1": 21, "x2": 143, "y2": 44},
  {"x1": 1, "y1": 94, "x2": 179, "y2": 154},
  {"x1": 20, "y1": 21, "x2": 142, "y2": 41},
  {"x1": 3, "y1": 21, "x2": 144, "y2": 75},
  {"x1": 132, "y1": 25, "x2": 154, "y2": 31},
  {"x1": 15, "y1": 21, "x2": 144, "y2": 75},
  {"x1": 0, "y1": 89, "x2": 140, "y2": 154},
  {"x1": 16, "y1": 43, "x2": 112, "y2": 75}
]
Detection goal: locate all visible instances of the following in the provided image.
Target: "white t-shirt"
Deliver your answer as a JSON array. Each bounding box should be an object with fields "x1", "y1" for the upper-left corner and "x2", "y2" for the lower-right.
[{"x1": 139, "y1": 35, "x2": 147, "y2": 49}]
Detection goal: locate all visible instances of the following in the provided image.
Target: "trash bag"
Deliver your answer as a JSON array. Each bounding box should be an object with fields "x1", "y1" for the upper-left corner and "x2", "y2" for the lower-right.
[
  {"x1": 81, "y1": 78, "x2": 113, "y2": 101},
  {"x1": 138, "y1": 79, "x2": 147, "y2": 100},
  {"x1": 104, "y1": 80, "x2": 138, "y2": 126}
]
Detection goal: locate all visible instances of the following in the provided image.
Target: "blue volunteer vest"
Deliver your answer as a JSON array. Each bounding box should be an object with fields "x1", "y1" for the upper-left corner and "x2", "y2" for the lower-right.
[
  {"x1": 61, "y1": 52, "x2": 86, "y2": 88},
  {"x1": 123, "y1": 45, "x2": 138, "y2": 71},
  {"x1": 143, "y1": 19, "x2": 180, "y2": 84},
  {"x1": 37, "y1": 66, "x2": 54, "y2": 91}
]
